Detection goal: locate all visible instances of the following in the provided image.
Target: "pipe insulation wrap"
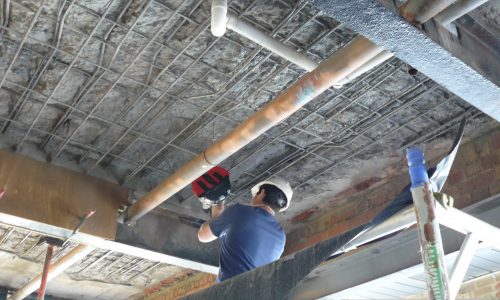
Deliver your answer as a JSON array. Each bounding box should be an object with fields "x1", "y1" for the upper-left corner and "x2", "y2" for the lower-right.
[
  {"x1": 406, "y1": 147, "x2": 429, "y2": 189},
  {"x1": 125, "y1": 37, "x2": 383, "y2": 222},
  {"x1": 211, "y1": 0, "x2": 227, "y2": 37}
]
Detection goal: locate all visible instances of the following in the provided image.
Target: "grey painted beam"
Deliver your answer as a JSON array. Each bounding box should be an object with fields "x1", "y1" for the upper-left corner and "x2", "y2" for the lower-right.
[
  {"x1": 310, "y1": 0, "x2": 500, "y2": 122},
  {"x1": 423, "y1": 16, "x2": 500, "y2": 87}
]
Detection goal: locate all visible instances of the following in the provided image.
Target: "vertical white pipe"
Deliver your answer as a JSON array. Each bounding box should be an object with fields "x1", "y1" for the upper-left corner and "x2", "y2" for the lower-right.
[{"x1": 211, "y1": 0, "x2": 227, "y2": 37}]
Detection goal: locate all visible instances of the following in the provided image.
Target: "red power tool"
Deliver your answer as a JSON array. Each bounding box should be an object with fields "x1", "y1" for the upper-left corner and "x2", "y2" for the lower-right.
[{"x1": 192, "y1": 166, "x2": 231, "y2": 210}]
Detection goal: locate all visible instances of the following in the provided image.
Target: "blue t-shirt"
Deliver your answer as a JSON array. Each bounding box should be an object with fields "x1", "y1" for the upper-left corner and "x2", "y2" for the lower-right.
[{"x1": 209, "y1": 203, "x2": 286, "y2": 282}]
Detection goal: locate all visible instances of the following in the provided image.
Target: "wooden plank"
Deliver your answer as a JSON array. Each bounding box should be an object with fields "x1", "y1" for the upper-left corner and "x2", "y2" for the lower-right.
[{"x1": 0, "y1": 150, "x2": 126, "y2": 239}]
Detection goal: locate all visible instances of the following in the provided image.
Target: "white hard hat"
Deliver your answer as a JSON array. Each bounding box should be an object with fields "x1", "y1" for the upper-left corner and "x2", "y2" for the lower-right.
[{"x1": 251, "y1": 177, "x2": 293, "y2": 212}]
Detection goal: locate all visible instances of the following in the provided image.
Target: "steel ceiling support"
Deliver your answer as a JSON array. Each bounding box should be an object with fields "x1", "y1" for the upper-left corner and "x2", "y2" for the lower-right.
[
  {"x1": 123, "y1": 36, "x2": 384, "y2": 223},
  {"x1": 310, "y1": 0, "x2": 500, "y2": 122},
  {"x1": 14, "y1": 0, "x2": 117, "y2": 150}
]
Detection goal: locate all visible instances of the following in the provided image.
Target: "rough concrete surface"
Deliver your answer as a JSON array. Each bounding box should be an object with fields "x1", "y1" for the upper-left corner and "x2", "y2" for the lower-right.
[
  {"x1": 0, "y1": 0, "x2": 496, "y2": 297},
  {"x1": 0, "y1": 0, "x2": 491, "y2": 223}
]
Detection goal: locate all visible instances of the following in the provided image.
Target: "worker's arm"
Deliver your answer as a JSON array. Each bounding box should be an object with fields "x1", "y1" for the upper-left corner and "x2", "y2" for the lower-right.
[{"x1": 198, "y1": 202, "x2": 225, "y2": 243}]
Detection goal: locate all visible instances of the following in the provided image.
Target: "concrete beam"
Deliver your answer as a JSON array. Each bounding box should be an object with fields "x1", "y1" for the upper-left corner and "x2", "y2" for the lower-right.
[
  {"x1": 0, "y1": 149, "x2": 218, "y2": 273},
  {"x1": 0, "y1": 150, "x2": 124, "y2": 239},
  {"x1": 311, "y1": 0, "x2": 500, "y2": 122}
]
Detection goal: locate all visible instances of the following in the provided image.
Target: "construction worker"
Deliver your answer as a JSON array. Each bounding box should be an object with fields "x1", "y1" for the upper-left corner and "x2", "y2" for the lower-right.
[{"x1": 197, "y1": 176, "x2": 293, "y2": 282}]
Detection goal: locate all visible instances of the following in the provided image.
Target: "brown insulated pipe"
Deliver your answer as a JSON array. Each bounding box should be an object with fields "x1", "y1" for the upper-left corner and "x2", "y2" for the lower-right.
[{"x1": 124, "y1": 36, "x2": 384, "y2": 223}]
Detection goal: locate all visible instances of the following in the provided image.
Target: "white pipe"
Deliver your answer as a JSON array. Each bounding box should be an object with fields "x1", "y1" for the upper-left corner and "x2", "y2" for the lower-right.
[
  {"x1": 436, "y1": 204, "x2": 500, "y2": 247},
  {"x1": 226, "y1": 12, "x2": 318, "y2": 71},
  {"x1": 434, "y1": 0, "x2": 489, "y2": 26},
  {"x1": 223, "y1": 12, "x2": 389, "y2": 84},
  {"x1": 211, "y1": 0, "x2": 227, "y2": 37},
  {"x1": 334, "y1": 50, "x2": 394, "y2": 87},
  {"x1": 9, "y1": 244, "x2": 94, "y2": 300},
  {"x1": 448, "y1": 233, "x2": 479, "y2": 299}
]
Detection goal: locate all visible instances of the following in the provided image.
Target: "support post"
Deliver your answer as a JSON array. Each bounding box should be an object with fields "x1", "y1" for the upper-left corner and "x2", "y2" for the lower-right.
[
  {"x1": 407, "y1": 148, "x2": 450, "y2": 300},
  {"x1": 37, "y1": 245, "x2": 54, "y2": 300},
  {"x1": 448, "y1": 233, "x2": 479, "y2": 299}
]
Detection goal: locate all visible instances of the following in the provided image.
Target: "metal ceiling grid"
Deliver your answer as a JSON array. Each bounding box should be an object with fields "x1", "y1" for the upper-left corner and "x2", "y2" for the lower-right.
[
  {"x1": 0, "y1": 0, "x2": 356, "y2": 189},
  {"x1": 180, "y1": 63, "x2": 485, "y2": 206},
  {"x1": 0, "y1": 0, "x2": 491, "y2": 216},
  {"x1": 0, "y1": 223, "x2": 175, "y2": 286}
]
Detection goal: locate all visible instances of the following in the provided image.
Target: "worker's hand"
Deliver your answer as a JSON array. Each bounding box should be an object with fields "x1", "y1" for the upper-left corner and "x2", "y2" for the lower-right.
[
  {"x1": 198, "y1": 197, "x2": 212, "y2": 210},
  {"x1": 211, "y1": 201, "x2": 225, "y2": 219}
]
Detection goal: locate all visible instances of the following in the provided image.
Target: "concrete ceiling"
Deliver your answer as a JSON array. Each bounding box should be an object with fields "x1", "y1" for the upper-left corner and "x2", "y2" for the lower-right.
[{"x1": 0, "y1": 0, "x2": 498, "y2": 298}]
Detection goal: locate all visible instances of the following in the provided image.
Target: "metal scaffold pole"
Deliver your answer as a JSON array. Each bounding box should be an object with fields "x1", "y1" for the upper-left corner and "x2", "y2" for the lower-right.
[{"x1": 407, "y1": 147, "x2": 451, "y2": 300}]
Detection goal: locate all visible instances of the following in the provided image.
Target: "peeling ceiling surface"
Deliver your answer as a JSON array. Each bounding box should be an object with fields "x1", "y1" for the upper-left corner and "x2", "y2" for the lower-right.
[{"x1": 0, "y1": 0, "x2": 497, "y2": 298}]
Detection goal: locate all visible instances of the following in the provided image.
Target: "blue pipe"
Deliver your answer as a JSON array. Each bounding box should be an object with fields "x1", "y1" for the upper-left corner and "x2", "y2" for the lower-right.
[{"x1": 407, "y1": 147, "x2": 429, "y2": 189}]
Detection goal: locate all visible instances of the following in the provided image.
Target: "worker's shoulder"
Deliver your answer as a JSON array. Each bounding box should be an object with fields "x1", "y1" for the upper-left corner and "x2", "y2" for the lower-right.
[
  {"x1": 226, "y1": 203, "x2": 258, "y2": 216},
  {"x1": 228, "y1": 203, "x2": 250, "y2": 212}
]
